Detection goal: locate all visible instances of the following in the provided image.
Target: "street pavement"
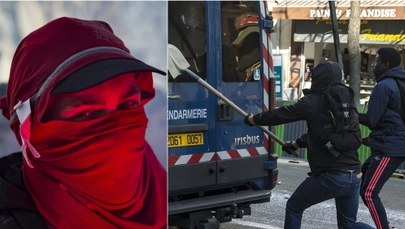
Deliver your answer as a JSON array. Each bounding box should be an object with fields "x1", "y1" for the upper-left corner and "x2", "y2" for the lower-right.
[{"x1": 221, "y1": 158, "x2": 405, "y2": 229}]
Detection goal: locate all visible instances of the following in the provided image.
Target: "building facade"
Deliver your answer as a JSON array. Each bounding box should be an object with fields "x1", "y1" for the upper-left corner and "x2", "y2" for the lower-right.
[{"x1": 270, "y1": 0, "x2": 405, "y2": 102}]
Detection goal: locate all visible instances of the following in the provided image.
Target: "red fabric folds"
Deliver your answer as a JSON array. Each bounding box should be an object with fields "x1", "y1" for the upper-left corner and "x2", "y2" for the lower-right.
[
  {"x1": 0, "y1": 17, "x2": 167, "y2": 228},
  {"x1": 25, "y1": 107, "x2": 166, "y2": 228}
]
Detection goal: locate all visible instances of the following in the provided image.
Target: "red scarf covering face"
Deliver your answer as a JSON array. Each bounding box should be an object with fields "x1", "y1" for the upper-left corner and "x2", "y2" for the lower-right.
[
  {"x1": 0, "y1": 17, "x2": 167, "y2": 228},
  {"x1": 22, "y1": 72, "x2": 167, "y2": 228}
]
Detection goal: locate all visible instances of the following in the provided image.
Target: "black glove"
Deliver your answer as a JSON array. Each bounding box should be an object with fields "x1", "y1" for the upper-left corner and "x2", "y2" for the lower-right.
[
  {"x1": 282, "y1": 141, "x2": 299, "y2": 156},
  {"x1": 362, "y1": 137, "x2": 369, "y2": 146},
  {"x1": 244, "y1": 114, "x2": 254, "y2": 127}
]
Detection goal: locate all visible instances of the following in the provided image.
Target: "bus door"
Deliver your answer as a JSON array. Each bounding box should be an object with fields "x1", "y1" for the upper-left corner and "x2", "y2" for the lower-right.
[
  {"x1": 214, "y1": 1, "x2": 268, "y2": 185},
  {"x1": 168, "y1": 2, "x2": 217, "y2": 192}
]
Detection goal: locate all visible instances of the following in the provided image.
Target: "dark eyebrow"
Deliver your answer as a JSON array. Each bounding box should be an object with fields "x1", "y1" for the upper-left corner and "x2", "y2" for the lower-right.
[
  {"x1": 67, "y1": 94, "x2": 101, "y2": 107},
  {"x1": 64, "y1": 83, "x2": 141, "y2": 107},
  {"x1": 120, "y1": 84, "x2": 141, "y2": 100},
  {"x1": 51, "y1": 94, "x2": 101, "y2": 119}
]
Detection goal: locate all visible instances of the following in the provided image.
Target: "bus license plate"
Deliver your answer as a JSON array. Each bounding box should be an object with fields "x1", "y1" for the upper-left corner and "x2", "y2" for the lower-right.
[{"x1": 168, "y1": 132, "x2": 204, "y2": 148}]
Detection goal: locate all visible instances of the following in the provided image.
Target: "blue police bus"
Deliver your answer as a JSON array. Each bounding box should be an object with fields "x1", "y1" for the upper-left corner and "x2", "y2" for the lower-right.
[{"x1": 168, "y1": 1, "x2": 278, "y2": 228}]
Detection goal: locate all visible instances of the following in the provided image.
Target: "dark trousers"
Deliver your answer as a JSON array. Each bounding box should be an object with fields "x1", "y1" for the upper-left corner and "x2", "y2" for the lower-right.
[
  {"x1": 361, "y1": 152, "x2": 405, "y2": 229},
  {"x1": 284, "y1": 171, "x2": 374, "y2": 229}
]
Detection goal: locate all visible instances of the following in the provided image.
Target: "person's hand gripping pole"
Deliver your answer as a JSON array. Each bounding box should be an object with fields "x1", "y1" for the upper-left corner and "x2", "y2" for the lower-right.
[{"x1": 244, "y1": 113, "x2": 299, "y2": 157}]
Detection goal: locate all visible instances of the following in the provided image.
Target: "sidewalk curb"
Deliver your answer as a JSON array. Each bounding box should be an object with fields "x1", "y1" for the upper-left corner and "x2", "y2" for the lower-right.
[{"x1": 392, "y1": 173, "x2": 405, "y2": 179}]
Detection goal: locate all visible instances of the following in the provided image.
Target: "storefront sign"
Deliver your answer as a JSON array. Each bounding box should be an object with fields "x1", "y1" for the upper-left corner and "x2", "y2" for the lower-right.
[
  {"x1": 309, "y1": 8, "x2": 398, "y2": 19},
  {"x1": 361, "y1": 29, "x2": 405, "y2": 43},
  {"x1": 273, "y1": 7, "x2": 405, "y2": 20},
  {"x1": 293, "y1": 20, "x2": 405, "y2": 44}
]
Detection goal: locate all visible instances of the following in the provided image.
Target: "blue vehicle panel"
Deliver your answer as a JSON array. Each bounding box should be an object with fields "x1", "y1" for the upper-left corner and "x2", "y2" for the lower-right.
[{"x1": 168, "y1": 1, "x2": 278, "y2": 227}]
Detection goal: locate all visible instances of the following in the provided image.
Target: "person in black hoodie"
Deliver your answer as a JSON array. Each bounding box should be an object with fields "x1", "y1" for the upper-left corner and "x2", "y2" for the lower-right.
[
  {"x1": 245, "y1": 61, "x2": 373, "y2": 229},
  {"x1": 359, "y1": 47, "x2": 405, "y2": 229}
]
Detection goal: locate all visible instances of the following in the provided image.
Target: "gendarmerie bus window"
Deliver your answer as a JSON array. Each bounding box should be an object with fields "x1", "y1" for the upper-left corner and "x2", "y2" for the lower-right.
[
  {"x1": 168, "y1": 1, "x2": 206, "y2": 82},
  {"x1": 221, "y1": 1, "x2": 260, "y2": 82}
]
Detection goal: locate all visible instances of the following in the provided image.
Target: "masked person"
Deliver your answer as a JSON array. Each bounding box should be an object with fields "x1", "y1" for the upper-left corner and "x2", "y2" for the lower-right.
[
  {"x1": 0, "y1": 17, "x2": 166, "y2": 229},
  {"x1": 244, "y1": 61, "x2": 373, "y2": 229},
  {"x1": 359, "y1": 47, "x2": 405, "y2": 229}
]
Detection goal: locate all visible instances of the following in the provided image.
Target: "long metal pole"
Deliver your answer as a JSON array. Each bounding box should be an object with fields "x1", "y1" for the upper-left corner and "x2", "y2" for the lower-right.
[
  {"x1": 329, "y1": 0, "x2": 343, "y2": 69},
  {"x1": 183, "y1": 68, "x2": 289, "y2": 148}
]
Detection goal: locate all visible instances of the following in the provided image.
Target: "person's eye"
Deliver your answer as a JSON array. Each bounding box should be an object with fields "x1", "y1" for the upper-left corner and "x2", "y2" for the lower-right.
[{"x1": 118, "y1": 100, "x2": 141, "y2": 110}]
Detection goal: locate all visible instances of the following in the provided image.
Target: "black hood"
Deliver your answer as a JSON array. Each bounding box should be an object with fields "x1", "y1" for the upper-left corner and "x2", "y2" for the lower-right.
[{"x1": 304, "y1": 61, "x2": 342, "y2": 95}]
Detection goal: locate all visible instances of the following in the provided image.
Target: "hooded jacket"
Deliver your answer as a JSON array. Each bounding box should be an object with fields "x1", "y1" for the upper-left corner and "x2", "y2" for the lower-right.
[
  {"x1": 252, "y1": 61, "x2": 361, "y2": 173},
  {"x1": 0, "y1": 17, "x2": 166, "y2": 229},
  {"x1": 359, "y1": 65, "x2": 405, "y2": 156}
]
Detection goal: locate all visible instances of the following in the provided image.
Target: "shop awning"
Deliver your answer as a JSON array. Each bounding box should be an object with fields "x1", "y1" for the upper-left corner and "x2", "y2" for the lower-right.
[
  {"x1": 270, "y1": 0, "x2": 405, "y2": 8},
  {"x1": 270, "y1": 0, "x2": 405, "y2": 20}
]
